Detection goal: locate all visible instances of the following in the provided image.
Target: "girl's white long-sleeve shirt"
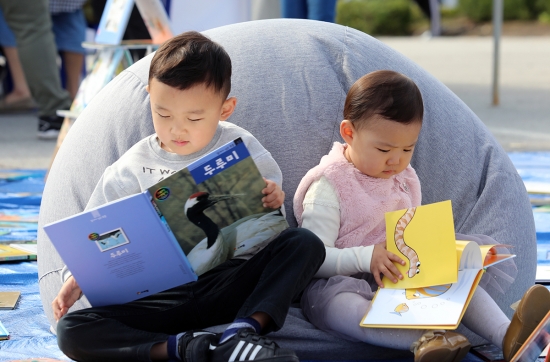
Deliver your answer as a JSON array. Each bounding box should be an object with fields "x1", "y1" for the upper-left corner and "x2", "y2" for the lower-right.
[{"x1": 301, "y1": 176, "x2": 375, "y2": 278}]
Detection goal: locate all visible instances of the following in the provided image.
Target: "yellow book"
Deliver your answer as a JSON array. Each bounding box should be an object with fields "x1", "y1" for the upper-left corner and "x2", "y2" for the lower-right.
[
  {"x1": 361, "y1": 201, "x2": 515, "y2": 329},
  {"x1": 383, "y1": 200, "x2": 457, "y2": 289},
  {"x1": 0, "y1": 244, "x2": 37, "y2": 262}
]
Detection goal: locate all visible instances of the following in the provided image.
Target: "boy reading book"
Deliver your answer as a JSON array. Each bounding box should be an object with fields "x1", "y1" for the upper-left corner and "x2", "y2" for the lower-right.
[
  {"x1": 293, "y1": 70, "x2": 550, "y2": 362},
  {"x1": 53, "y1": 31, "x2": 325, "y2": 362}
]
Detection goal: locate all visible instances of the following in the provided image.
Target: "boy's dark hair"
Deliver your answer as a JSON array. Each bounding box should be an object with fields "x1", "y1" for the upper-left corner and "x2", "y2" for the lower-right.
[
  {"x1": 149, "y1": 31, "x2": 232, "y2": 99},
  {"x1": 343, "y1": 70, "x2": 423, "y2": 129}
]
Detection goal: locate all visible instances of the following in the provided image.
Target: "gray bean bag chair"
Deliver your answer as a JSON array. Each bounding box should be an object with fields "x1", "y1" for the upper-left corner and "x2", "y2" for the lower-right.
[{"x1": 38, "y1": 19, "x2": 536, "y2": 360}]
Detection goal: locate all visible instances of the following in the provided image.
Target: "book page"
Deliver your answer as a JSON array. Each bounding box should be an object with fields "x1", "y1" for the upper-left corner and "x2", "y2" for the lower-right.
[
  {"x1": 9, "y1": 243, "x2": 37, "y2": 255},
  {"x1": 478, "y1": 244, "x2": 516, "y2": 268},
  {"x1": 456, "y1": 240, "x2": 483, "y2": 270},
  {"x1": 384, "y1": 200, "x2": 457, "y2": 289},
  {"x1": 362, "y1": 269, "x2": 481, "y2": 328}
]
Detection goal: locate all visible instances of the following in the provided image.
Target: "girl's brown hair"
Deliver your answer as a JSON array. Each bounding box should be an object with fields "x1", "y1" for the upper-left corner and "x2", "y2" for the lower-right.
[{"x1": 343, "y1": 70, "x2": 423, "y2": 129}]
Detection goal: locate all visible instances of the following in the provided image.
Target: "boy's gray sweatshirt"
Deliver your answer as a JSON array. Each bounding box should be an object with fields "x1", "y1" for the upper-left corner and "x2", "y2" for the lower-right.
[{"x1": 60, "y1": 121, "x2": 283, "y2": 283}]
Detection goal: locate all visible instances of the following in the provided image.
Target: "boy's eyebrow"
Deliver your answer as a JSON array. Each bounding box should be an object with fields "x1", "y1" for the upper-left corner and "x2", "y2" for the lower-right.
[{"x1": 153, "y1": 104, "x2": 205, "y2": 114}]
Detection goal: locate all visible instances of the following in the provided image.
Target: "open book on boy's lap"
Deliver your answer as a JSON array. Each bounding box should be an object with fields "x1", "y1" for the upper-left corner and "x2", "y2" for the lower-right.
[
  {"x1": 361, "y1": 200, "x2": 515, "y2": 329},
  {"x1": 44, "y1": 138, "x2": 288, "y2": 307}
]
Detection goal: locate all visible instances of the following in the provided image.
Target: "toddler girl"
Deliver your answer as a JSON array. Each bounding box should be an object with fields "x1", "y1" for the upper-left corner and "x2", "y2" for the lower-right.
[{"x1": 294, "y1": 70, "x2": 550, "y2": 362}]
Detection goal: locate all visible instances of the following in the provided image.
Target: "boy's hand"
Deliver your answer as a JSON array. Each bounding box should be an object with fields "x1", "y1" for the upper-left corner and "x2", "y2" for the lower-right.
[
  {"x1": 371, "y1": 242, "x2": 405, "y2": 288},
  {"x1": 52, "y1": 276, "x2": 82, "y2": 321},
  {"x1": 262, "y1": 178, "x2": 285, "y2": 209}
]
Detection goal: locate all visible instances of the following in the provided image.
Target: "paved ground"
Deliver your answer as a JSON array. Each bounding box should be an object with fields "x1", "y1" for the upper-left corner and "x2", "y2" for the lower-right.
[
  {"x1": 1, "y1": 35, "x2": 549, "y2": 170},
  {"x1": 379, "y1": 36, "x2": 550, "y2": 152}
]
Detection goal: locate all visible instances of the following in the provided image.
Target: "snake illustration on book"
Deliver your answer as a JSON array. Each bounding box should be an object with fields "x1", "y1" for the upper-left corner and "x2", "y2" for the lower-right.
[{"x1": 394, "y1": 207, "x2": 421, "y2": 277}]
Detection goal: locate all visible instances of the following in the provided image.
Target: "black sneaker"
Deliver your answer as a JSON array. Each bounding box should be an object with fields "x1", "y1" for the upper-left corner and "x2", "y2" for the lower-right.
[
  {"x1": 210, "y1": 328, "x2": 299, "y2": 362},
  {"x1": 38, "y1": 115, "x2": 63, "y2": 140},
  {"x1": 178, "y1": 330, "x2": 218, "y2": 362}
]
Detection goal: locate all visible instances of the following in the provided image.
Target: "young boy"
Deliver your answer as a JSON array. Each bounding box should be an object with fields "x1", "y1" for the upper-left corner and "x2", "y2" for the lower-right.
[{"x1": 52, "y1": 31, "x2": 325, "y2": 362}]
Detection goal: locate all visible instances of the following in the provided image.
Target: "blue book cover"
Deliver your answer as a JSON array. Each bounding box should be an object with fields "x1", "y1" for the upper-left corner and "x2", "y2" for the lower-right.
[
  {"x1": 44, "y1": 138, "x2": 288, "y2": 306},
  {"x1": 44, "y1": 191, "x2": 197, "y2": 307},
  {"x1": 94, "y1": 0, "x2": 135, "y2": 45}
]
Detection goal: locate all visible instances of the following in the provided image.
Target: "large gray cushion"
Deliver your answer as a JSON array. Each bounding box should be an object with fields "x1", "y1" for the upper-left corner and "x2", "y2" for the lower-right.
[{"x1": 38, "y1": 19, "x2": 536, "y2": 360}]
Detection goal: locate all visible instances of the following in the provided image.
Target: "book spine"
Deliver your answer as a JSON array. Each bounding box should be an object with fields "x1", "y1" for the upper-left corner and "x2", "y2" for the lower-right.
[
  {"x1": 0, "y1": 255, "x2": 35, "y2": 262},
  {"x1": 143, "y1": 191, "x2": 197, "y2": 279}
]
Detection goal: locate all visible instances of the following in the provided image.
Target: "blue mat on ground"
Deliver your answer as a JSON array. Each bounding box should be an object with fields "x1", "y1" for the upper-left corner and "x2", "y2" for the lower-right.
[
  {"x1": 509, "y1": 153, "x2": 550, "y2": 267},
  {"x1": 1, "y1": 155, "x2": 550, "y2": 361},
  {"x1": 0, "y1": 262, "x2": 69, "y2": 361}
]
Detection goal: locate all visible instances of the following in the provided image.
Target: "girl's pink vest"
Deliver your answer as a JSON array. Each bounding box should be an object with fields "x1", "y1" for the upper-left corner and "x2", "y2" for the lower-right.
[{"x1": 293, "y1": 142, "x2": 421, "y2": 248}]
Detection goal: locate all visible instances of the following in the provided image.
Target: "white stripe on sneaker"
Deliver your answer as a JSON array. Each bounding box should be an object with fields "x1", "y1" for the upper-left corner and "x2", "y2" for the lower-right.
[
  {"x1": 229, "y1": 340, "x2": 246, "y2": 362},
  {"x1": 239, "y1": 343, "x2": 254, "y2": 361},
  {"x1": 249, "y1": 345, "x2": 263, "y2": 360}
]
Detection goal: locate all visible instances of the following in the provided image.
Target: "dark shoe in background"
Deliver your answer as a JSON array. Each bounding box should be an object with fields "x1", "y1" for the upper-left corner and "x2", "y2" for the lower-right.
[{"x1": 38, "y1": 115, "x2": 63, "y2": 140}]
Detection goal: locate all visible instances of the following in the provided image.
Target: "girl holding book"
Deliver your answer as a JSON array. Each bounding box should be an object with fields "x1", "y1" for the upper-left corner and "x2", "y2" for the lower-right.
[{"x1": 293, "y1": 70, "x2": 550, "y2": 362}]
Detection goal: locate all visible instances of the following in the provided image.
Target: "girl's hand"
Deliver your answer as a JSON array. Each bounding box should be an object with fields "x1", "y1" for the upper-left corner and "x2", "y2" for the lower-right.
[
  {"x1": 52, "y1": 276, "x2": 82, "y2": 321},
  {"x1": 262, "y1": 178, "x2": 285, "y2": 209},
  {"x1": 371, "y1": 242, "x2": 405, "y2": 288}
]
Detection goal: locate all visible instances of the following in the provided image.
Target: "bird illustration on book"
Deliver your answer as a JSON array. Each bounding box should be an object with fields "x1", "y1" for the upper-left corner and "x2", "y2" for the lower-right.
[
  {"x1": 184, "y1": 191, "x2": 288, "y2": 275},
  {"x1": 391, "y1": 303, "x2": 410, "y2": 316},
  {"x1": 394, "y1": 207, "x2": 421, "y2": 278},
  {"x1": 405, "y1": 284, "x2": 452, "y2": 300}
]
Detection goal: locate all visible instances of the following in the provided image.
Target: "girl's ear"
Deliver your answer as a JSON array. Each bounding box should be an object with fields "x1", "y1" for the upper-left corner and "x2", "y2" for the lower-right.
[
  {"x1": 340, "y1": 120, "x2": 355, "y2": 144},
  {"x1": 219, "y1": 97, "x2": 237, "y2": 121}
]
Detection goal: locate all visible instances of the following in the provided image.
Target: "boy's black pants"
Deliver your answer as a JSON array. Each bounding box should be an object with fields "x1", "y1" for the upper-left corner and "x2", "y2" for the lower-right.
[{"x1": 57, "y1": 228, "x2": 325, "y2": 362}]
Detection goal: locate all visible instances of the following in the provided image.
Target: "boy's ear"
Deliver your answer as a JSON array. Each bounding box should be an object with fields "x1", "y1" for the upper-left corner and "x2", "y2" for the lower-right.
[
  {"x1": 145, "y1": 84, "x2": 150, "y2": 93},
  {"x1": 219, "y1": 97, "x2": 237, "y2": 121},
  {"x1": 340, "y1": 120, "x2": 355, "y2": 144}
]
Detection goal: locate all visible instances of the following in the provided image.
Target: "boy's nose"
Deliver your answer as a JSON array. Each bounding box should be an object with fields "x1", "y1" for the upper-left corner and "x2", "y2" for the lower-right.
[{"x1": 172, "y1": 121, "x2": 186, "y2": 134}]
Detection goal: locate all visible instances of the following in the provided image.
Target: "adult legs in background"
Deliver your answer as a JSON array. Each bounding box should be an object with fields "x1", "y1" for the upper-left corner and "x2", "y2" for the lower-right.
[
  {"x1": 280, "y1": 0, "x2": 307, "y2": 20},
  {"x1": 0, "y1": 0, "x2": 72, "y2": 138},
  {"x1": 0, "y1": 46, "x2": 33, "y2": 108},
  {"x1": 280, "y1": 0, "x2": 337, "y2": 23},
  {"x1": 0, "y1": 8, "x2": 34, "y2": 111},
  {"x1": 51, "y1": 8, "x2": 87, "y2": 101},
  {"x1": 305, "y1": 0, "x2": 337, "y2": 22}
]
